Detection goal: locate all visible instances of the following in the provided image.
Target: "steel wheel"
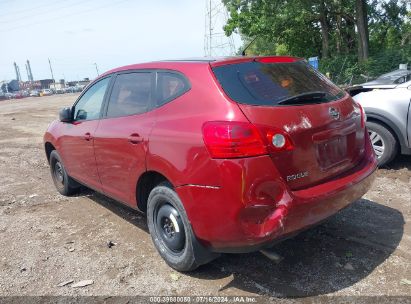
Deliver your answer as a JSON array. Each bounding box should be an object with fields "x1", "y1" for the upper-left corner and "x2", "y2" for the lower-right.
[
  {"x1": 49, "y1": 150, "x2": 80, "y2": 196},
  {"x1": 155, "y1": 203, "x2": 186, "y2": 253},
  {"x1": 53, "y1": 160, "x2": 65, "y2": 191},
  {"x1": 369, "y1": 130, "x2": 385, "y2": 159}
]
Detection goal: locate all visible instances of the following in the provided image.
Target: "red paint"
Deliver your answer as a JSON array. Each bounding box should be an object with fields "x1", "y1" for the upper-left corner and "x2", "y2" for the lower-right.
[
  {"x1": 44, "y1": 57, "x2": 377, "y2": 252},
  {"x1": 58, "y1": 120, "x2": 102, "y2": 190},
  {"x1": 93, "y1": 113, "x2": 154, "y2": 206}
]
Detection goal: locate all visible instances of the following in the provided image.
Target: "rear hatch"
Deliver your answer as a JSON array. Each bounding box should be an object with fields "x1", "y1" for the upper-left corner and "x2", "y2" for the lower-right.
[{"x1": 212, "y1": 58, "x2": 365, "y2": 190}]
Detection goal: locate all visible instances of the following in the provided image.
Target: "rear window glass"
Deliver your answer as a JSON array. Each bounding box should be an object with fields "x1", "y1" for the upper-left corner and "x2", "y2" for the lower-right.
[{"x1": 212, "y1": 61, "x2": 344, "y2": 106}]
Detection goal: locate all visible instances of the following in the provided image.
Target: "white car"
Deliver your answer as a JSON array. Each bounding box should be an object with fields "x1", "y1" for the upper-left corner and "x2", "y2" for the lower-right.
[
  {"x1": 29, "y1": 90, "x2": 40, "y2": 97},
  {"x1": 352, "y1": 80, "x2": 411, "y2": 166},
  {"x1": 41, "y1": 89, "x2": 53, "y2": 96}
]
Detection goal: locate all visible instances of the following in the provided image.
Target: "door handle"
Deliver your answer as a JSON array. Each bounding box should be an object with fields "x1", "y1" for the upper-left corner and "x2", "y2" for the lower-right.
[
  {"x1": 128, "y1": 133, "x2": 143, "y2": 144},
  {"x1": 84, "y1": 132, "x2": 92, "y2": 141}
]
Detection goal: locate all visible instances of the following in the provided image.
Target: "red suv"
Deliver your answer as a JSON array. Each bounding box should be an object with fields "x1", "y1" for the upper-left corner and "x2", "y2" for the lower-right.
[{"x1": 44, "y1": 56, "x2": 377, "y2": 271}]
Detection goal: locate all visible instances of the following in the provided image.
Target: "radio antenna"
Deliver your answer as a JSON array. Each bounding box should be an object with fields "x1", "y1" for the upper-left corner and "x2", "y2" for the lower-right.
[{"x1": 241, "y1": 37, "x2": 257, "y2": 56}]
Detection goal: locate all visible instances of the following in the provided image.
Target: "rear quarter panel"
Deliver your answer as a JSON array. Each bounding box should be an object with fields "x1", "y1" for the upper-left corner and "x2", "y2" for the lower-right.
[{"x1": 146, "y1": 63, "x2": 247, "y2": 187}]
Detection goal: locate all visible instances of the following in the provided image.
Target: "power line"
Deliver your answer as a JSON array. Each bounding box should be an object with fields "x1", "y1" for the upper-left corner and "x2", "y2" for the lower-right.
[
  {"x1": 0, "y1": 0, "x2": 131, "y2": 33},
  {"x1": 0, "y1": 0, "x2": 56, "y2": 17},
  {"x1": 0, "y1": 0, "x2": 96, "y2": 24}
]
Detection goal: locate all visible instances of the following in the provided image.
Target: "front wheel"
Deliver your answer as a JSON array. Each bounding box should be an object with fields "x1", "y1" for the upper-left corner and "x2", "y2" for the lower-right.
[
  {"x1": 49, "y1": 150, "x2": 80, "y2": 196},
  {"x1": 367, "y1": 121, "x2": 398, "y2": 166},
  {"x1": 147, "y1": 183, "x2": 217, "y2": 271}
]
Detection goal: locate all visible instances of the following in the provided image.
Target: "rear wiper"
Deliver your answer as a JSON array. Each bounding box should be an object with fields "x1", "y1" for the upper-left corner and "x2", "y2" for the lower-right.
[{"x1": 277, "y1": 91, "x2": 329, "y2": 105}]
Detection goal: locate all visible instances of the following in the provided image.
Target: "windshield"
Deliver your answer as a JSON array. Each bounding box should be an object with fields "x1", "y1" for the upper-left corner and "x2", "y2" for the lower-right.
[{"x1": 212, "y1": 61, "x2": 344, "y2": 106}]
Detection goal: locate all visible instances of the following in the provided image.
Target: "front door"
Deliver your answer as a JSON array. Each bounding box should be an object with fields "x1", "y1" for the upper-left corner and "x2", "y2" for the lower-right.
[{"x1": 59, "y1": 77, "x2": 111, "y2": 190}]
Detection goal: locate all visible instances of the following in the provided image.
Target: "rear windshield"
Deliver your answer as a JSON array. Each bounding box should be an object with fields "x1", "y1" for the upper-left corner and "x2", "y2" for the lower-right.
[{"x1": 212, "y1": 61, "x2": 344, "y2": 106}]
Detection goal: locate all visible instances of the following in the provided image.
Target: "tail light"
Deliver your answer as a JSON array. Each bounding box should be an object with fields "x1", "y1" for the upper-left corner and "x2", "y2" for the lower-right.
[
  {"x1": 265, "y1": 129, "x2": 294, "y2": 152},
  {"x1": 202, "y1": 121, "x2": 294, "y2": 159},
  {"x1": 353, "y1": 101, "x2": 366, "y2": 128},
  {"x1": 202, "y1": 121, "x2": 267, "y2": 158},
  {"x1": 359, "y1": 103, "x2": 366, "y2": 128}
]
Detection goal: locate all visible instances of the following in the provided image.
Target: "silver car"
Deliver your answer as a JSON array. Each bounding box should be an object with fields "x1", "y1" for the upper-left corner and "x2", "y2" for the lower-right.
[
  {"x1": 353, "y1": 80, "x2": 411, "y2": 166},
  {"x1": 362, "y1": 69, "x2": 411, "y2": 86}
]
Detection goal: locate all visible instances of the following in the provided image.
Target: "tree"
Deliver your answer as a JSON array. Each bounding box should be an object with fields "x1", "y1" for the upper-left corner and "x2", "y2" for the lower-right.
[
  {"x1": 223, "y1": 0, "x2": 330, "y2": 58},
  {"x1": 356, "y1": 0, "x2": 369, "y2": 60},
  {"x1": 222, "y1": 0, "x2": 410, "y2": 84}
]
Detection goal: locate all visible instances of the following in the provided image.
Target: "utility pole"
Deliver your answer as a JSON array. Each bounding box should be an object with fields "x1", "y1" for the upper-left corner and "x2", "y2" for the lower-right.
[
  {"x1": 16, "y1": 65, "x2": 21, "y2": 82},
  {"x1": 94, "y1": 63, "x2": 99, "y2": 76},
  {"x1": 26, "y1": 60, "x2": 34, "y2": 81},
  {"x1": 209, "y1": 0, "x2": 212, "y2": 56},
  {"x1": 13, "y1": 62, "x2": 21, "y2": 81},
  {"x1": 48, "y1": 58, "x2": 55, "y2": 90},
  {"x1": 25, "y1": 63, "x2": 30, "y2": 81},
  {"x1": 204, "y1": 0, "x2": 236, "y2": 57}
]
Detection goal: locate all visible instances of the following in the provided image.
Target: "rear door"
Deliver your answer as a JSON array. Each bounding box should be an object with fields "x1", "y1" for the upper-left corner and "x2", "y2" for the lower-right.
[
  {"x1": 59, "y1": 76, "x2": 111, "y2": 190},
  {"x1": 93, "y1": 71, "x2": 155, "y2": 207},
  {"x1": 212, "y1": 59, "x2": 365, "y2": 190}
]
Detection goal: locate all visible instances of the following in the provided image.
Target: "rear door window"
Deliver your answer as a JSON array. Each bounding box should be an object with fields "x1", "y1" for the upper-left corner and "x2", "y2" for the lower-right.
[
  {"x1": 212, "y1": 61, "x2": 344, "y2": 106},
  {"x1": 106, "y1": 72, "x2": 153, "y2": 118},
  {"x1": 156, "y1": 72, "x2": 190, "y2": 106}
]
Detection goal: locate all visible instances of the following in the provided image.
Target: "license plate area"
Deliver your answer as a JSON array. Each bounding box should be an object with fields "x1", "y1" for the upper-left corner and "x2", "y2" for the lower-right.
[{"x1": 316, "y1": 136, "x2": 348, "y2": 170}]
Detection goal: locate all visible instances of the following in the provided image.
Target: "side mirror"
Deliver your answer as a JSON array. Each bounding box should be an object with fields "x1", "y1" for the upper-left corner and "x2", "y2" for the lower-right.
[
  {"x1": 59, "y1": 107, "x2": 72, "y2": 122},
  {"x1": 76, "y1": 109, "x2": 87, "y2": 120}
]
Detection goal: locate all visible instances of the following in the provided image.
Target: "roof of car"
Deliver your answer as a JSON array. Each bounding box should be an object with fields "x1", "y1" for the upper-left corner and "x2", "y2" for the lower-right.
[
  {"x1": 102, "y1": 56, "x2": 303, "y2": 77},
  {"x1": 361, "y1": 69, "x2": 411, "y2": 86},
  {"x1": 378, "y1": 69, "x2": 410, "y2": 78},
  {"x1": 162, "y1": 56, "x2": 302, "y2": 66}
]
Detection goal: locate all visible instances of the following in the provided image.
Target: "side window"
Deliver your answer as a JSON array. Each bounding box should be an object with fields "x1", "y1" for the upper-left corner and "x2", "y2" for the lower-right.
[
  {"x1": 106, "y1": 72, "x2": 152, "y2": 118},
  {"x1": 157, "y1": 72, "x2": 190, "y2": 106},
  {"x1": 73, "y1": 77, "x2": 110, "y2": 121}
]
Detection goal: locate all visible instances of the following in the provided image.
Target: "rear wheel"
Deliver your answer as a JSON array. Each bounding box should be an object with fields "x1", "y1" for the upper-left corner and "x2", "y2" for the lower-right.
[
  {"x1": 49, "y1": 150, "x2": 80, "y2": 196},
  {"x1": 147, "y1": 182, "x2": 217, "y2": 271},
  {"x1": 367, "y1": 121, "x2": 398, "y2": 166}
]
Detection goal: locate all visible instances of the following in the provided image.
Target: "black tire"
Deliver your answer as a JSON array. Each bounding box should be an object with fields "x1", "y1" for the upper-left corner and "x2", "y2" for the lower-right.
[
  {"x1": 147, "y1": 182, "x2": 218, "y2": 271},
  {"x1": 49, "y1": 150, "x2": 80, "y2": 196},
  {"x1": 367, "y1": 121, "x2": 398, "y2": 166}
]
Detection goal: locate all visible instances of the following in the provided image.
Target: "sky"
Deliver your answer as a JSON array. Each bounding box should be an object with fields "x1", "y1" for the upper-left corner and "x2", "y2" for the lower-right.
[{"x1": 0, "y1": 0, "x2": 241, "y2": 82}]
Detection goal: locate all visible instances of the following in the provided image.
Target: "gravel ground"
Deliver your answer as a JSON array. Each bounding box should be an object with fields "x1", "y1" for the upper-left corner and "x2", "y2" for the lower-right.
[{"x1": 0, "y1": 95, "x2": 410, "y2": 301}]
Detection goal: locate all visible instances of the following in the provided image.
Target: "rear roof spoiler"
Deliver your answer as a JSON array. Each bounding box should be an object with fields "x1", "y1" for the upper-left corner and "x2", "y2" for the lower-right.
[{"x1": 210, "y1": 56, "x2": 303, "y2": 68}]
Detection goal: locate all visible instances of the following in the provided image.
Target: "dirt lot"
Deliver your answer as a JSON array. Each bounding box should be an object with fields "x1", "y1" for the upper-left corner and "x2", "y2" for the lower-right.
[{"x1": 0, "y1": 94, "x2": 410, "y2": 300}]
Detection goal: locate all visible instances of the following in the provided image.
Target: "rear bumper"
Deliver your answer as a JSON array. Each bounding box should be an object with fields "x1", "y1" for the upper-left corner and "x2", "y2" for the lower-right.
[{"x1": 176, "y1": 143, "x2": 377, "y2": 253}]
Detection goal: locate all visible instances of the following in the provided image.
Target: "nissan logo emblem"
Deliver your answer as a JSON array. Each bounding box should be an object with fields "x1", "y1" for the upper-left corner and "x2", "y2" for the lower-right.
[{"x1": 329, "y1": 107, "x2": 340, "y2": 120}]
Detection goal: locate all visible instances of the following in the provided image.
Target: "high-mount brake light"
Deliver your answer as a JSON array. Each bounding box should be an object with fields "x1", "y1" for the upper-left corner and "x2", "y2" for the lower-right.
[{"x1": 255, "y1": 57, "x2": 298, "y2": 63}]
